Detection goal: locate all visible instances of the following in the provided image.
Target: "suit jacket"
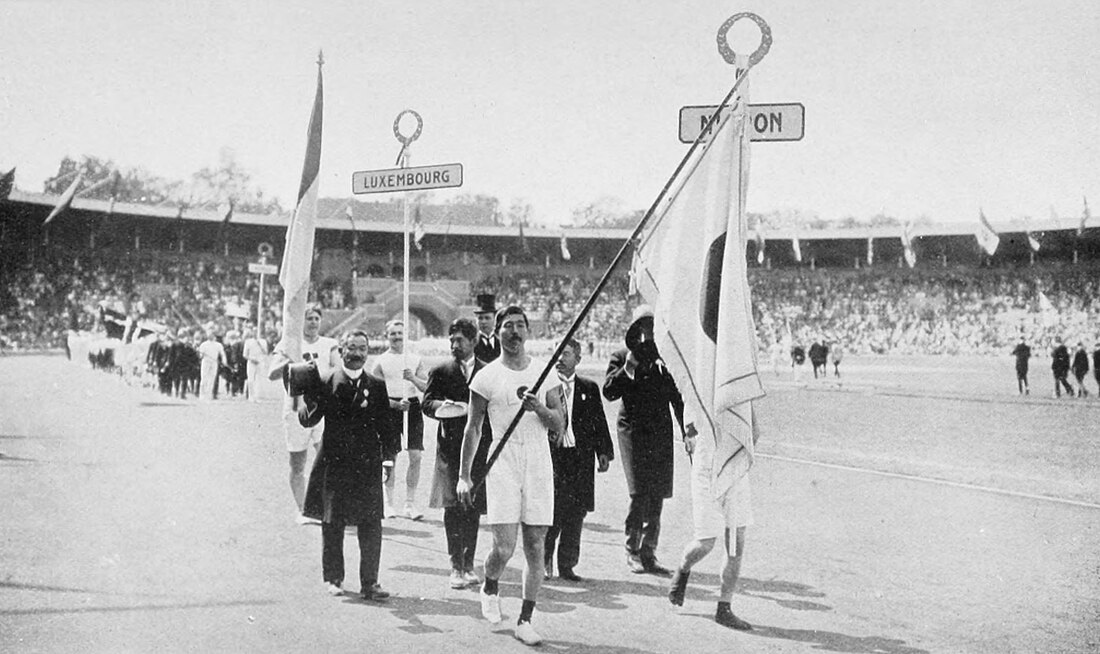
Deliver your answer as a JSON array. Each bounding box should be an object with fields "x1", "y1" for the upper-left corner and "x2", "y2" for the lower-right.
[
  {"x1": 550, "y1": 375, "x2": 614, "y2": 514},
  {"x1": 1051, "y1": 345, "x2": 1071, "y2": 375},
  {"x1": 474, "y1": 333, "x2": 500, "y2": 363},
  {"x1": 300, "y1": 369, "x2": 389, "y2": 523},
  {"x1": 603, "y1": 348, "x2": 685, "y2": 499},
  {"x1": 422, "y1": 357, "x2": 492, "y2": 511}
]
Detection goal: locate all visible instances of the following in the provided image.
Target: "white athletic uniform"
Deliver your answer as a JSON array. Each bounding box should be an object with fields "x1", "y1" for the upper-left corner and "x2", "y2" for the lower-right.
[
  {"x1": 469, "y1": 358, "x2": 560, "y2": 525},
  {"x1": 373, "y1": 349, "x2": 423, "y2": 400},
  {"x1": 278, "y1": 336, "x2": 339, "y2": 452},
  {"x1": 690, "y1": 426, "x2": 753, "y2": 540},
  {"x1": 198, "y1": 340, "x2": 225, "y2": 399}
]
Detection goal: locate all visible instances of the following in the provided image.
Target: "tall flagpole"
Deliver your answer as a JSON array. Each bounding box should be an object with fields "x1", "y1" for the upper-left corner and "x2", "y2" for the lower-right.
[
  {"x1": 394, "y1": 109, "x2": 423, "y2": 455},
  {"x1": 472, "y1": 13, "x2": 772, "y2": 493}
]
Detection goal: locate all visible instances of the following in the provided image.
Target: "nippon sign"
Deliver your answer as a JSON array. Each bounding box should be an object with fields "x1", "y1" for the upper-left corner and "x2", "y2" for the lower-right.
[
  {"x1": 678, "y1": 103, "x2": 804, "y2": 143},
  {"x1": 248, "y1": 262, "x2": 279, "y2": 275},
  {"x1": 352, "y1": 163, "x2": 464, "y2": 195}
]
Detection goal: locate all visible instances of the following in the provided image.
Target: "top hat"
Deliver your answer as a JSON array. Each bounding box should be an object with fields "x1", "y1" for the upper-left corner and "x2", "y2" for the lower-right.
[
  {"x1": 285, "y1": 360, "x2": 323, "y2": 397},
  {"x1": 475, "y1": 294, "x2": 497, "y2": 314}
]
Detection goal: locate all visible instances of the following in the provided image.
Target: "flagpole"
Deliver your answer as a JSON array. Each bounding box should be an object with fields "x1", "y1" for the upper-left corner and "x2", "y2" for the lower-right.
[
  {"x1": 394, "y1": 109, "x2": 423, "y2": 454},
  {"x1": 472, "y1": 20, "x2": 770, "y2": 493}
]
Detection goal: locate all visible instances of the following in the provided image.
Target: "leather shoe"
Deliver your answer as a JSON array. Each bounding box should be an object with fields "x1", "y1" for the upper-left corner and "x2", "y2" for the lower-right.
[
  {"x1": 643, "y1": 559, "x2": 672, "y2": 576},
  {"x1": 668, "y1": 569, "x2": 689, "y2": 606},
  {"x1": 558, "y1": 568, "x2": 582, "y2": 582},
  {"x1": 627, "y1": 555, "x2": 646, "y2": 574},
  {"x1": 361, "y1": 583, "x2": 390, "y2": 602},
  {"x1": 715, "y1": 607, "x2": 752, "y2": 631}
]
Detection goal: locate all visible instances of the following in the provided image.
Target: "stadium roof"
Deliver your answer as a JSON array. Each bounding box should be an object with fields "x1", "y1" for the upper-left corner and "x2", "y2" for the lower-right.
[{"x1": 5, "y1": 189, "x2": 1088, "y2": 242}]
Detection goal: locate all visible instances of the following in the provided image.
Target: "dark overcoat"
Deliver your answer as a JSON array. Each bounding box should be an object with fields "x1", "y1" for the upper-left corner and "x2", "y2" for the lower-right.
[
  {"x1": 301, "y1": 369, "x2": 389, "y2": 523},
  {"x1": 422, "y1": 358, "x2": 492, "y2": 511},
  {"x1": 550, "y1": 375, "x2": 614, "y2": 513},
  {"x1": 603, "y1": 348, "x2": 685, "y2": 499}
]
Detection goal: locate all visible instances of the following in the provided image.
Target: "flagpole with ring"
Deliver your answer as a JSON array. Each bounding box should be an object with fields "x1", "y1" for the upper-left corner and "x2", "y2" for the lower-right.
[
  {"x1": 468, "y1": 13, "x2": 773, "y2": 500},
  {"x1": 393, "y1": 109, "x2": 422, "y2": 477}
]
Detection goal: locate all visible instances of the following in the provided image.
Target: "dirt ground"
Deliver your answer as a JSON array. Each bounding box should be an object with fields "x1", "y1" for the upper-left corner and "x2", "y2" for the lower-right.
[{"x1": 0, "y1": 354, "x2": 1097, "y2": 653}]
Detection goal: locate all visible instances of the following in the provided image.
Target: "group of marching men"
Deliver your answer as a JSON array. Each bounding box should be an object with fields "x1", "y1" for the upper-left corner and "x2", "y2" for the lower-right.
[
  {"x1": 268, "y1": 294, "x2": 754, "y2": 646},
  {"x1": 146, "y1": 325, "x2": 269, "y2": 400}
]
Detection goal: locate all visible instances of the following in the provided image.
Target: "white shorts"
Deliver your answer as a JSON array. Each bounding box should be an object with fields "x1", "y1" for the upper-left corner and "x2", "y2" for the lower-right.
[
  {"x1": 284, "y1": 410, "x2": 323, "y2": 453},
  {"x1": 484, "y1": 437, "x2": 554, "y2": 526},
  {"x1": 692, "y1": 469, "x2": 753, "y2": 540}
]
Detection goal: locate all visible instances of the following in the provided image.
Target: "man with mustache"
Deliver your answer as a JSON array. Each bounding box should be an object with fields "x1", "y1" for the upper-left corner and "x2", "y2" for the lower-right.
[
  {"x1": 298, "y1": 329, "x2": 392, "y2": 602},
  {"x1": 456, "y1": 305, "x2": 566, "y2": 646}
]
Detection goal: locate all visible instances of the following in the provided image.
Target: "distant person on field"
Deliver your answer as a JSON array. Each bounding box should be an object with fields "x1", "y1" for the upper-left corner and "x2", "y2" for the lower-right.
[
  {"x1": 808, "y1": 339, "x2": 827, "y2": 379},
  {"x1": 830, "y1": 341, "x2": 844, "y2": 378},
  {"x1": 1011, "y1": 337, "x2": 1031, "y2": 395},
  {"x1": 1093, "y1": 343, "x2": 1100, "y2": 397},
  {"x1": 1071, "y1": 342, "x2": 1090, "y2": 397},
  {"x1": 1050, "y1": 337, "x2": 1073, "y2": 398}
]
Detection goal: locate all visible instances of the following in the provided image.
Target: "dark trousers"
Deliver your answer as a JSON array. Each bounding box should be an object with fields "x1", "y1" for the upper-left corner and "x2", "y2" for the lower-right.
[
  {"x1": 1054, "y1": 372, "x2": 1073, "y2": 396},
  {"x1": 322, "y1": 519, "x2": 382, "y2": 590},
  {"x1": 624, "y1": 493, "x2": 663, "y2": 561},
  {"x1": 443, "y1": 505, "x2": 481, "y2": 572},
  {"x1": 1016, "y1": 369, "x2": 1028, "y2": 393},
  {"x1": 545, "y1": 506, "x2": 585, "y2": 572}
]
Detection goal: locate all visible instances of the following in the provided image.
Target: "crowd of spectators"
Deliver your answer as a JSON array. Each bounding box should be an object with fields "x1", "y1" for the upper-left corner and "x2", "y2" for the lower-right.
[{"x1": 4, "y1": 249, "x2": 1099, "y2": 359}]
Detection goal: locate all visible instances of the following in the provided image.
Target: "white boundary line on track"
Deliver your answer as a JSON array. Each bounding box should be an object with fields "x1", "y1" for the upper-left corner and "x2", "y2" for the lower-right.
[{"x1": 757, "y1": 453, "x2": 1100, "y2": 510}]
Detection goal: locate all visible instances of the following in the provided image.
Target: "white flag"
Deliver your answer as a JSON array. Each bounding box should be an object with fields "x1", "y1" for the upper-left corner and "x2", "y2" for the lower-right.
[
  {"x1": 754, "y1": 222, "x2": 765, "y2": 265},
  {"x1": 631, "y1": 57, "x2": 763, "y2": 509},
  {"x1": 560, "y1": 232, "x2": 572, "y2": 261},
  {"x1": 901, "y1": 222, "x2": 917, "y2": 268},
  {"x1": 277, "y1": 54, "x2": 324, "y2": 362},
  {"x1": 976, "y1": 209, "x2": 999, "y2": 256},
  {"x1": 792, "y1": 235, "x2": 802, "y2": 263}
]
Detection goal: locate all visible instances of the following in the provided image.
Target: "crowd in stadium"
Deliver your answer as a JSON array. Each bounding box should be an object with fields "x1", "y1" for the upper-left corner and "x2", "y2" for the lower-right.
[{"x1": 3, "y1": 250, "x2": 1099, "y2": 361}]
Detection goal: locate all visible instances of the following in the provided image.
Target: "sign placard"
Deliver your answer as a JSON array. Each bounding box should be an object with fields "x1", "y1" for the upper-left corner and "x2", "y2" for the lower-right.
[
  {"x1": 352, "y1": 163, "x2": 464, "y2": 195},
  {"x1": 248, "y1": 262, "x2": 279, "y2": 275},
  {"x1": 679, "y1": 103, "x2": 804, "y2": 143}
]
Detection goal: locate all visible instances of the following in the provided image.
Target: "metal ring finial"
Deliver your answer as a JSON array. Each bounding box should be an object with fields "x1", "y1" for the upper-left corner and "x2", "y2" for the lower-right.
[
  {"x1": 716, "y1": 13, "x2": 772, "y2": 66},
  {"x1": 392, "y1": 109, "x2": 423, "y2": 146}
]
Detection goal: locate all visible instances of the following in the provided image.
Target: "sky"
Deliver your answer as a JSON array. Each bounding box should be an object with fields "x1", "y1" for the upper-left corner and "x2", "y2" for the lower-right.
[{"x1": 2, "y1": 0, "x2": 1099, "y2": 228}]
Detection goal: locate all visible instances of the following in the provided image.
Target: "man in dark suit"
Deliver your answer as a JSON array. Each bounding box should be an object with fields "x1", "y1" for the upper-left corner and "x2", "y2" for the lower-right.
[
  {"x1": 544, "y1": 338, "x2": 614, "y2": 582},
  {"x1": 474, "y1": 294, "x2": 501, "y2": 363},
  {"x1": 1051, "y1": 337, "x2": 1073, "y2": 398},
  {"x1": 1011, "y1": 337, "x2": 1031, "y2": 395},
  {"x1": 423, "y1": 318, "x2": 492, "y2": 590},
  {"x1": 604, "y1": 305, "x2": 687, "y2": 576},
  {"x1": 299, "y1": 329, "x2": 392, "y2": 601}
]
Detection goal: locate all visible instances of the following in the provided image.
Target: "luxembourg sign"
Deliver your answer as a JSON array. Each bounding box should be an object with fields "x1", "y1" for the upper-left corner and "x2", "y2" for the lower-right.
[
  {"x1": 679, "y1": 102, "x2": 804, "y2": 143},
  {"x1": 352, "y1": 163, "x2": 463, "y2": 195},
  {"x1": 248, "y1": 262, "x2": 278, "y2": 275}
]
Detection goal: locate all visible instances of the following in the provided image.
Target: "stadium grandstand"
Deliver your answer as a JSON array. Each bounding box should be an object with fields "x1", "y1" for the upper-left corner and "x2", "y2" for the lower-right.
[{"x1": 2, "y1": 187, "x2": 1098, "y2": 357}]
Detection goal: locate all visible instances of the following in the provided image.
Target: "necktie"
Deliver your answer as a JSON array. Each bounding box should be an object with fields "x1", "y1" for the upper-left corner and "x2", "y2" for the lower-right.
[{"x1": 559, "y1": 376, "x2": 574, "y2": 447}]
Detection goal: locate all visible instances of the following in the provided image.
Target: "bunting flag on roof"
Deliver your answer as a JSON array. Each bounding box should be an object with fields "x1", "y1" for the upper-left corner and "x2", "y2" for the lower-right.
[
  {"x1": 43, "y1": 172, "x2": 84, "y2": 224},
  {"x1": 901, "y1": 222, "x2": 917, "y2": 268},
  {"x1": 413, "y1": 205, "x2": 425, "y2": 251},
  {"x1": 754, "y1": 221, "x2": 765, "y2": 264},
  {"x1": 976, "y1": 208, "x2": 999, "y2": 256},
  {"x1": 1080, "y1": 197, "x2": 1091, "y2": 236},
  {"x1": 0, "y1": 167, "x2": 15, "y2": 200},
  {"x1": 560, "y1": 231, "x2": 571, "y2": 261}
]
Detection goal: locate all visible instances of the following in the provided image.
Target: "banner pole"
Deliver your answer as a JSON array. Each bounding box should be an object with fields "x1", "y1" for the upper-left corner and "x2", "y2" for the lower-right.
[{"x1": 472, "y1": 31, "x2": 769, "y2": 493}]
